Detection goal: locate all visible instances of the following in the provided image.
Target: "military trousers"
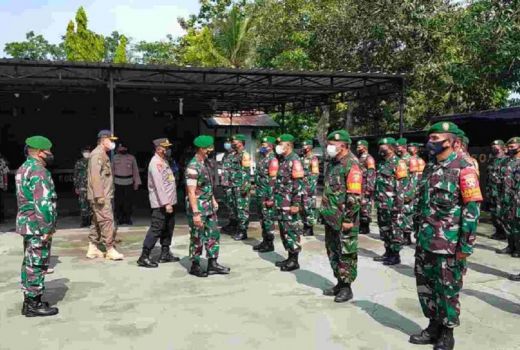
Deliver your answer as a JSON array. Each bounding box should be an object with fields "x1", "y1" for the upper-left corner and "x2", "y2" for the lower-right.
[
  {"x1": 414, "y1": 246, "x2": 465, "y2": 328},
  {"x1": 258, "y1": 196, "x2": 276, "y2": 242},
  {"x1": 143, "y1": 208, "x2": 175, "y2": 250},
  {"x1": 78, "y1": 190, "x2": 92, "y2": 221},
  {"x1": 278, "y1": 211, "x2": 303, "y2": 254},
  {"x1": 231, "y1": 187, "x2": 250, "y2": 232},
  {"x1": 21, "y1": 234, "x2": 52, "y2": 298},
  {"x1": 376, "y1": 207, "x2": 403, "y2": 252},
  {"x1": 188, "y1": 213, "x2": 220, "y2": 263},
  {"x1": 114, "y1": 184, "x2": 134, "y2": 224},
  {"x1": 222, "y1": 186, "x2": 237, "y2": 221},
  {"x1": 325, "y1": 224, "x2": 358, "y2": 283},
  {"x1": 360, "y1": 194, "x2": 373, "y2": 225},
  {"x1": 302, "y1": 185, "x2": 317, "y2": 227},
  {"x1": 400, "y1": 201, "x2": 415, "y2": 236},
  {"x1": 89, "y1": 201, "x2": 116, "y2": 249}
]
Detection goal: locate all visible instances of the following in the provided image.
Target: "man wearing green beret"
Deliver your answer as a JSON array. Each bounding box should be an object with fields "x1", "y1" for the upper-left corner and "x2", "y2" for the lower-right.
[
  {"x1": 229, "y1": 134, "x2": 252, "y2": 241},
  {"x1": 486, "y1": 140, "x2": 507, "y2": 240},
  {"x1": 407, "y1": 143, "x2": 426, "y2": 178},
  {"x1": 454, "y1": 129, "x2": 480, "y2": 177},
  {"x1": 373, "y1": 137, "x2": 408, "y2": 265},
  {"x1": 321, "y1": 130, "x2": 362, "y2": 302},
  {"x1": 220, "y1": 138, "x2": 237, "y2": 234},
  {"x1": 410, "y1": 121, "x2": 482, "y2": 349},
  {"x1": 16, "y1": 136, "x2": 59, "y2": 317},
  {"x1": 356, "y1": 140, "x2": 376, "y2": 235},
  {"x1": 395, "y1": 137, "x2": 416, "y2": 245},
  {"x1": 185, "y1": 135, "x2": 230, "y2": 277},
  {"x1": 274, "y1": 133, "x2": 305, "y2": 271},
  {"x1": 301, "y1": 139, "x2": 320, "y2": 236},
  {"x1": 252, "y1": 136, "x2": 278, "y2": 252}
]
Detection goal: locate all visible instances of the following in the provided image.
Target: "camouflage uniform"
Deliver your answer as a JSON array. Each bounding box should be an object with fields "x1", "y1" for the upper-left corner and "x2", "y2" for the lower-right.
[
  {"x1": 255, "y1": 150, "x2": 278, "y2": 243},
  {"x1": 0, "y1": 154, "x2": 9, "y2": 222},
  {"x1": 185, "y1": 156, "x2": 220, "y2": 263},
  {"x1": 414, "y1": 151, "x2": 481, "y2": 328},
  {"x1": 275, "y1": 151, "x2": 305, "y2": 253},
  {"x1": 375, "y1": 154, "x2": 408, "y2": 253},
  {"x1": 16, "y1": 157, "x2": 57, "y2": 298},
  {"x1": 502, "y1": 155, "x2": 520, "y2": 250},
  {"x1": 321, "y1": 151, "x2": 362, "y2": 283},
  {"x1": 74, "y1": 157, "x2": 92, "y2": 224},
  {"x1": 301, "y1": 152, "x2": 319, "y2": 229},
  {"x1": 221, "y1": 150, "x2": 236, "y2": 223},
  {"x1": 399, "y1": 152, "x2": 419, "y2": 243},
  {"x1": 358, "y1": 152, "x2": 376, "y2": 230},
  {"x1": 486, "y1": 153, "x2": 507, "y2": 235},
  {"x1": 229, "y1": 149, "x2": 251, "y2": 235}
]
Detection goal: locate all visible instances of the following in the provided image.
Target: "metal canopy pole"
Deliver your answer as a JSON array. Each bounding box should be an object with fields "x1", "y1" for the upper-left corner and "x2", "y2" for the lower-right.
[
  {"x1": 109, "y1": 70, "x2": 115, "y2": 135},
  {"x1": 398, "y1": 78, "x2": 405, "y2": 138}
]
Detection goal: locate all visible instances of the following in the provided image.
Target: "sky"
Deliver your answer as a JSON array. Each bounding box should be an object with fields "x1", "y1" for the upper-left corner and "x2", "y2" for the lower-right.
[{"x1": 0, "y1": 0, "x2": 201, "y2": 56}]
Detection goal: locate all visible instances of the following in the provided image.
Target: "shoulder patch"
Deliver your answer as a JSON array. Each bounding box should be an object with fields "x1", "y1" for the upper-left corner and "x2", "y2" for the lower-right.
[
  {"x1": 346, "y1": 164, "x2": 362, "y2": 194},
  {"x1": 311, "y1": 157, "x2": 319, "y2": 175},
  {"x1": 418, "y1": 158, "x2": 426, "y2": 172},
  {"x1": 292, "y1": 160, "x2": 304, "y2": 179},
  {"x1": 409, "y1": 157, "x2": 419, "y2": 172},
  {"x1": 460, "y1": 167, "x2": 483, "y2": 203},
  {"x1": 366, "y1": 156, "x2": 375, "y2": 170},
  {"x1": 242, "y1": 152, "x2": 251, "y2": 167},
  {"x1": 268, "y1": 158, "x2": 279, "y2": 177},
  {"x1": 395, "y1": 160, "x2": 408, "y2": 179}
]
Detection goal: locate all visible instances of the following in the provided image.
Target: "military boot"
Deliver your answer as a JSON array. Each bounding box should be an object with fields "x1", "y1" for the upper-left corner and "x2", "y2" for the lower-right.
[
  {"x1": 253, "y1": 240, "x2": 267, "y2": 251},
  {"x1": 189, "y1": 261, "x2": 208, "y2": 278},
  {"x1": 359, "y1": 222, "x2": 370, "y2": 235},
  {"x1": 404, "y1": 233, "x2": 413, "y2": 245},
  {"x1": 508, "y1": 273, "x2": 520, "y2": 281},
  {"x1": 233, "y1": 229, "x2": 248, "y2": 241},
  {"x1": 86, "y1": 242, "x2": 105, "y2": 259},
  {"x1": 25, "y1": 295, "x2": 59, "y2": 317},
  {"x1": 323, "y1": 282, "x2": 341, "y2": 296},
  {"x1": 159, "y1": 246, "x2": 180, "y2": 263},
  {"x1": 496, "y1": 236, "x2": 514, "y2": 254},
  {"x1": 222, "y1": 219, "x2": 237, "y2": 234},
  {"x1": 258, "y1": 240, "x2": 274, "y2": 253},
  {"x1": 512, "y1": 236, "x2": 520, "y2": 258},
  {"x1": 383, "y1": 251, "x2": 401, "y2": 266},
  {"x1": 373, "y1": 247, "x2": 390, "y2": 262},
  {"x1": 433, "y1": 326, "x2": 454, "y2": 350},
  {"x1": 137, "y1": 248, "x2": 158, "y2": 268},
  {"x1": 334, "y1": 282, "x2": 353, "y2": 303},
  {"x1": 22, "y1": 295, "x2": 50, "y2": 315},
  {"x1": 105, "y1": 247, "x2": 124, "y2": 260},
  {"x1": 275, "y1": 255, "x2": 290, "y2": 267},
  {"x1": 280, "y1": 252, "x2": 300, "y2": 272},
  {"x1": 207, "y1": 258, "x2": 231, "y2": 275},
  {"x1": 409, "y1": 320, "x2": 440, "y2": 344},
  {"x1": 303, "y1": 225, "x2": 314, "y2": 236}
]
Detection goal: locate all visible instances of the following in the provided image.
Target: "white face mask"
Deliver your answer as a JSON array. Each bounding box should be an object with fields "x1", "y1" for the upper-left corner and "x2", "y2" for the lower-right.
[
  {"x1": 275, "y1": 145, "x2": 284, "y2": 155},
  {"x1": 108, "y1": 141, "x2": 116, "y2": 151},
  {"x1": 82, "y1": 152, "x2": 90, "y2": 159},
  {"x1": 326, "y1": 144, "x2": 338, "y2": 158}
]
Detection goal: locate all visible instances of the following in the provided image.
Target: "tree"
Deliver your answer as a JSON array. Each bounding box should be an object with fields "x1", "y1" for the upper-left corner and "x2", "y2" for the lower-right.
[
  {"x1": 4, "y1": 31, "x2": 65, "y2": 60},
  {"x1": 64, "y1": 6, "x2": 105, "y2": 62},
  {"x1": 113, "y1": 35, "x2": 128, "y2": 64},
  {"x1": 133, "y1": 35, "x2": 179, "y2": 65}
]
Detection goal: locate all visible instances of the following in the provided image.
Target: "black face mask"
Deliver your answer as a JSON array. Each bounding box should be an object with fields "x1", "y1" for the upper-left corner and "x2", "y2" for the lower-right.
[
  {"x1": 508, "y1": 148, "x2": 519, "y2": 156},
  {"x1": 426, "y1": 139, "x2": 448, "y2": 156},
  {"x1": 379, "y1": 149, "x2": 388, "y2": 158},
  {"x1": 491, "y1": 148, "x2": 500, "y2": 156},
  {"x1": 43, "y1": 153, "x2": 55, "y2": 167}
]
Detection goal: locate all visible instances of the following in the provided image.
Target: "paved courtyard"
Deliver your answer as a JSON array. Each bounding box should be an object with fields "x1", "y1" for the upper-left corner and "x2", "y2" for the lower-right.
[{"x1": 1, "y1": 216, "x2": 519, "y2": 350}]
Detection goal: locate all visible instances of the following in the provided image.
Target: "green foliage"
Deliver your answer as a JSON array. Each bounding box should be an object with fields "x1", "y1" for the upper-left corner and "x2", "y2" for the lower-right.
[
  {"x1": 64, "y1": 6, "x2": 105, "y2": 62},
  {"x1": 134, "y1": 35, "x2": 178, "y2": 65},
  {"x1": 4, "y1": 31, "x2": 65, "y2": 60},
  {"x1": 259, "y1": 112, "x2": 319, "y2": 142},
  {"x1": 113, "y1": 35, "x2": 128, "y2": 64}
]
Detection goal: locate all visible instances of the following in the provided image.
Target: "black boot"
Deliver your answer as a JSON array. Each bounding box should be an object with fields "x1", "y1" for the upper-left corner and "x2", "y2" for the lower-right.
[
  {"x1": 207, "y1": 258, "x2": 231, "y2": 275},
  {"x1": 323, "y1": 282, "x2": 341, "y2": 296},
  {"x1": 280, "y1": 252, "x2": 300, "y2": 272},
  {"x1": 409, "y1": 320, "x2": 441, "y2": 345},
  {"x1": 189, "y1": 261, "x2": 208, "y2": 278},
  {"x1": 275, "y1": 256, "x2": 290, "y2": 267},
  {"x1": 511, "y1": 236, "x2": 520, "y2": 258},
  {"x1": 334, "y1": 282, "x2": 353, "y2": 303},
  {"x1": 434, "y1": 326, "x2": 455, "y2": 350},
  {"x1": 404, "y1": 233, "x2": 412, "y2": 245},
  {"x1": 359, "y1": 222, "x2": 370, "y2": 235},
  {"x1": 253, "y1": 241, "x2": 266, "y2": 251},
  {"x1": 383, "y1": 251, "x2": 401, "y2": 266},
  {"x1": 373, "y1": 247, "x2": 390, "y2": 262},
  {"x1": 233, "y1": 229, "x2": 248, "y2": 241},
  {"x1": 159, "y1": 246, "x2": 180, "y2": 263},
  {"x1": 137, "y1": 248, "x2": 159, "y2": 268},
  {"x1": 25, "y1": 295, "x2": 59, "y2": 317},
  {"x1": 258, "y1": 241, "x2": 274, "y2": 253},
  {"x1": 303, "y1": 225, "x2": 314, "y2": 236},
  {"x1": 508, "y1": 273, "x2": 520, "y2": 281},
  {"x1": 222, "y1": 220, "x2": 237, "y2": 234},
  {"x1": 21, "y1": 295, "x2": 50, "y2": 315},
  {"x1": 496, "y1": 236, "x2": 514, "y2": 254}
]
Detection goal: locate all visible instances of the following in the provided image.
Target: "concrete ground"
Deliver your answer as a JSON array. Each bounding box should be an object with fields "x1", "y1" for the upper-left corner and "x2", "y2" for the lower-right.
[{"x1": 0, "y1": 215, "x2": 519, "y2": 350}]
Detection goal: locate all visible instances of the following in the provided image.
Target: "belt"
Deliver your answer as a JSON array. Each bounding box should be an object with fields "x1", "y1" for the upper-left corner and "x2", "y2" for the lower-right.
[{"x1": 115, "y1": 175, "x2": 133, "y2": 179}]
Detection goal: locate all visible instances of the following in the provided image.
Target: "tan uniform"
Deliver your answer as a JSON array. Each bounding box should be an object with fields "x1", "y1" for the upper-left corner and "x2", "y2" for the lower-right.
[
  {"x1": 112, "y1": 153, "x2": 141, "y2": 224},
  {"x1": 87, "y1": 145, "x2": 116, "y2": 248}
]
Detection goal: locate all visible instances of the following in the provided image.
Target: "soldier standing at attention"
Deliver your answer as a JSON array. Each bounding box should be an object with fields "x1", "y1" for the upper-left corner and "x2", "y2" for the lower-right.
[
  {"x1": 408, "y1": 143, "x2": 426, "y2": 180},
  {"x1": 486, "y1": 140, "x2": 507, "y2": 240},
  {"x1": 186, "y1": 135, "x2": 230, "y2": 277},
  {"x1": 252, "y1": 136, "x2": 278, "y2": 253},
  {"x1": 16, "y1": 136, "x2": 58, "y2": 317},
  {"x1": 356, "y1": 140, "x2": 376, "y2": 235},
  {"x1": 0, "y1": 152, "x2": 10, "y2": 223},
  {"x1": 321, "y1": 130, "x2": 362, "y2": 303},
  {"x1": 373, "y1": 137, "x2": 408, "y2": 265},
  {"x1": 137, "y1": 138, "x2": 180, "y2": 268},
  {"x1": 301, "y1": 139, "x2": 320, "y2": 236},
  {"x1": 274, "y1": 134, "x2": 305, "y2": 272},
  {"x1": 112, "y1": 143, "x2": 141, "y2": 225},
  {"x1": 74, "y1": 146, "x2": 92, "y2": 227},
  {"x1": 229, "y1": 134, "x2": 251, "y2": 241},
  {"x1": 455, "y1": 132, "x2": 480, "y2": 176},
  {"x1": 396, "y1": 138, "x2": 416, "y2": 245},
  {"x1": 86, "y1": 130, "x2": 124, "y2": 261},
  {"x1": 220, "y1": 138, "x2": 237, "y2": 234},
  {"x1": 409, "y1": 122, "x2": 482, "y2": 350}
]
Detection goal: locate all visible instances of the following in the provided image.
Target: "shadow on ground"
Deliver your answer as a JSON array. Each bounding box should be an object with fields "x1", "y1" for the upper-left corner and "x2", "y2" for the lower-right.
[
  {"x1": 45, "y1": 278, "x2": 70, "y2": 306},
  {"x1": 462, "y1": 289, "x2": 520, "y2": 315}
]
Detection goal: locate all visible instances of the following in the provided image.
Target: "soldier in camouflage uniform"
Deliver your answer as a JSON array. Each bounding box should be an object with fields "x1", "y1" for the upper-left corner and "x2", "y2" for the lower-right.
[
  {"x1": 252, "y1": 136, "x2": 278, "y2": 253},
  {"x1": 454, "y1": 132, "x2": 480, "y2": 176},
  {"x1": 220, "y1": 138, "x2": 237, "y2": 234},
  {"x1": 0, "y1": 152, "x2": 9, "y2": 223},
  {"x1": 229, "y1": 134, "x2": 252, "y2": 241},
  {"x1": 74, "y1": 145, "x2": 92, "y2": 227},
  {"x1": 408, "y1": 143, "x2": 426, "y2": 181},
  {"x1": 16, "y1": 136, "x2": 59, "y2": 317},
  {"x1": 496, "y1": 137, "x2": 520, "y2": 258},
  {"x1": 486, "y1": 140, "x2": 507, "y2": 240},
  {"x1": 396, "y1": 138, "x2": 419, "y2": 245},
  {"x1": 373, "y1": 137, "x2": 408, "y2": 265},
  {"x1": 321, "y1": 130, "x2": 362, "y2": 303},
  {"x1": 274, "y1": 134, "x2": 305, "y2": 272},
  {"x1": 301, "y1": 139, "x2": 320, "y2": 236},
  {"x1": 409, "y1": 122, "x2": 482, "y2": 350},
  {"x1": 356, "y1": 140, "x2": 376, "y2": 235},
  {"x1": 186, "y1": 135, "x2": 230, "y2": 277}
]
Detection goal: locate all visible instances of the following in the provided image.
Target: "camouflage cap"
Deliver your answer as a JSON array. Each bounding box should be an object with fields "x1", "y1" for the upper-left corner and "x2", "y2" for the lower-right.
[
  {"x1": 428, "y1": 121, "x2": 459, "y2": 135},
  {"x1": 98, "y1": 129, "x2": 118, "y2": 140},
  {"x1": 491, "y1": 140, "x2": 504, "y2": 146},
  {"x1": 378, "y1": 137, "x2": 396, "y2": 146},
  {"x1": 232, "y1": 134, "x2": 247, "y2": 142},
  {"x1": 327, "y1": 130, "x2": 351, "y2": 143},
  {"x1": 396, "y1": 137, "x2": 408, "y2": 146},
  {"x1": 193, "y1": 135, "x2": 214, "y2": 148},
  {"x1": 302, "y1": 140, "x2": 313, "y2": 147},
  {"x1": 357, "y1": 140, "x2": 368, "y2": 147},
  {"x1": 260, "y1": 136, "x2": 276, "y2": 145},
  {"x1": 153, "y1": 138, "x2": 173, "y2": 148},
  {"x1": 26, "y1": 136, "x2": 52, "y2": 150},
  {"x1": 277, "y1": 134, "x2": 295, "y2": 143},
  {"x1": 506, "y1": 137, "x2": 520, "y2": 145}
]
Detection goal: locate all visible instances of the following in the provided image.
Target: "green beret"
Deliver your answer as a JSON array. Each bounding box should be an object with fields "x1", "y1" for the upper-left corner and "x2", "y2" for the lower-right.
[
  {"x1": 26, "y1": 136, "x2": 53, "y2": 150},
  {"x1": 277, "y1": 134, "x2": 295, "y2": 143},
  {"x1": 302, "y1": 140, "x2": 313, "y2": 147},
  {"x1": 408, "y1": 142, "x2": 423, "y2": 147},
  {"x1": 506, "y1": 137, "x2": 520, "y2": 145},
  {"x1": 232, "y1": 134, "x2": 246, "y2": 142},
  {"x1": 454, "y1": 128, "x2": 466, "y2": 139},
  {"x1": 261, "y1": 136, "x2": 276, "y2": 145},
  {"x1": 193, "y1": 135, "x2": 214, "y2": 148},
  {"x1": 327, "y1": 130, "x2": 351, "y2": 143},
  {"x1": 462, "y1": 136, "x2": 469, "y2": 146},
  {"x1": 396, "y1": 138, "x2": 408, "y2": 146},
  {"x1": 378, "y1": 137, "x2": 396, "y2": 146},
  {"x1": 357, "y1": 140, "x2": 368, "y2": 147},
  {"x1": 491, "y1": 140, "x2": 504, "y2": 146},
  {"x1": 428, "y1": 121, "x2": 460, "y2": 135}
]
